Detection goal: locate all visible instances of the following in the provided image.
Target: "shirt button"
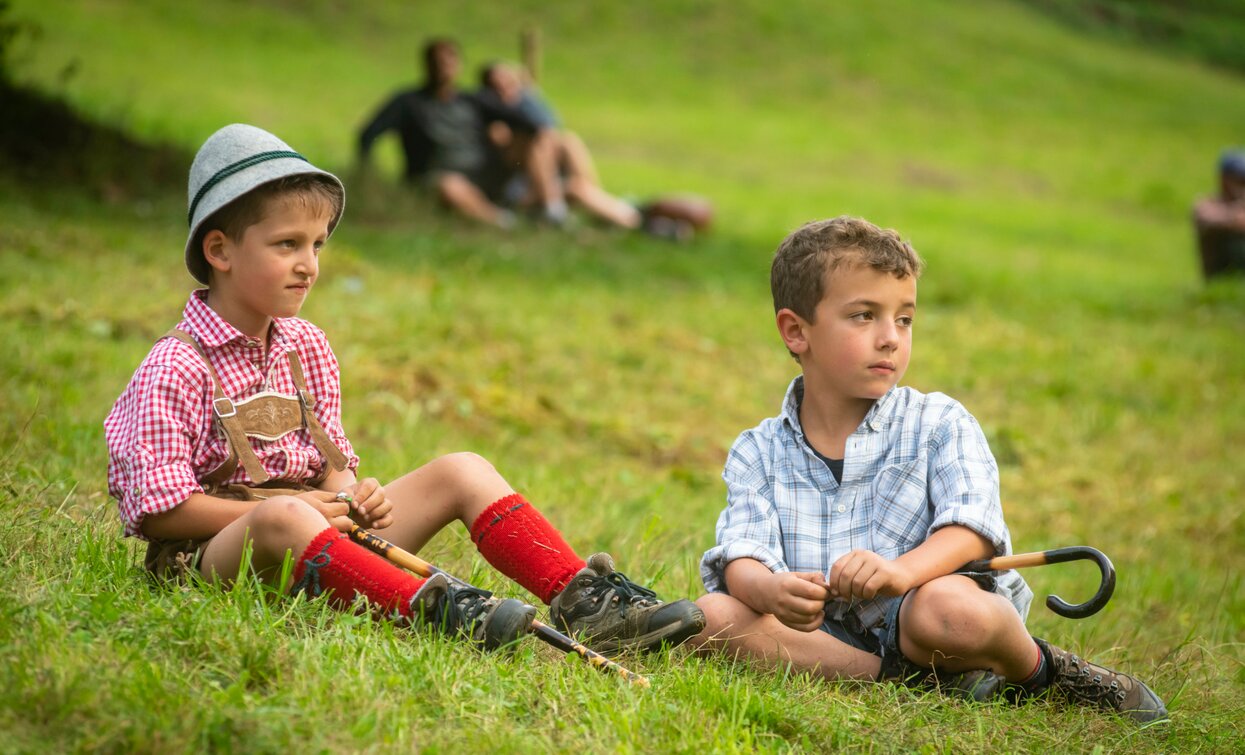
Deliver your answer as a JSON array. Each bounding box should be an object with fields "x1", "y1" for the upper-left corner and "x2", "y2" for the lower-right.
[{"x1": 837, "y1": 505, "x2": 846, "y2": 513}]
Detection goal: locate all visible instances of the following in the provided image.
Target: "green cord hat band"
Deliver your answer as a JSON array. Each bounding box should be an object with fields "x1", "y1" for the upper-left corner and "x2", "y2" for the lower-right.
[{"x1": 186, "y1": 150, "x2": 308, "y2": 226}]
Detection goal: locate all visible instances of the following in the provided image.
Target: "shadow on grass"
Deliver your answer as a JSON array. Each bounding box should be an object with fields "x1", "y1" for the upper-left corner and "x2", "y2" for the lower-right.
[{"x1": 0, "y1": 80, "x2": 188, "y2": 202}]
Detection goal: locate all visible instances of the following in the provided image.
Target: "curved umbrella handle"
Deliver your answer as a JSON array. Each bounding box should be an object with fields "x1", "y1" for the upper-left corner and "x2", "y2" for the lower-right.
[{"x1": 959, "y1": 546, "x2": 1116, "y2": 619}]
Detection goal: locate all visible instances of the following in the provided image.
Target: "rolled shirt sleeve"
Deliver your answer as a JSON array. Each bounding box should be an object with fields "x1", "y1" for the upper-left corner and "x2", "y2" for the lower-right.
[
  {"x1": 106, "y1": 363, "x2": 209, "y2": 538},
  {"x1": 926, "y1": 415, "x2": 1010, "y2": 556},
  {"x1": 925, "y1": 412, "x2": 1033, "y2": 619},
  {"x1": 701, "y1": 432, "x2": 789, "y2": 593}
]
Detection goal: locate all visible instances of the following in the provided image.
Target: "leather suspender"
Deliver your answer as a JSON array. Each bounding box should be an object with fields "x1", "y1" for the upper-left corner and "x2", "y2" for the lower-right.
[
  {"x1": 165, "y1": 329, "x2": 269, "y2": 484},
  {"x1": 286, "y1": 351, "x2": 348, "y2": 472},
  {"x1": 163, "y1": 328, "x2": 348, "y2": 487}
]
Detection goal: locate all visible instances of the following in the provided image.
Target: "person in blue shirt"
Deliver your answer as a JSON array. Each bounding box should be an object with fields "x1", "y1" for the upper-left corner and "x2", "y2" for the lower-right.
[
  {"x1": 475, "y1": 59, "x2": 645, "y2": 230},
  {"x1": 357, "y1": 38, "x2": 565, "y2": 228},
  {"x1": 691, "y1": 216, "x2": 1166, "y2": 723},
  {"x1": 476, "y1": 60, "x2": 716, "y2": 241}
]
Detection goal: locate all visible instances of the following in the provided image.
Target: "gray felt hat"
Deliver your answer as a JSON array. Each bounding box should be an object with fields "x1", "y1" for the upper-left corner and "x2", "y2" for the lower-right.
[{"x1": 185, "y1": 123, "x2": 345, "y2": 284}]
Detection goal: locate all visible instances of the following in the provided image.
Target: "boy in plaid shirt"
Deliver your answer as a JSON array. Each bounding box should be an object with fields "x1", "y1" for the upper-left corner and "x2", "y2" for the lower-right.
[
  {"x1": 692, "y1": 217, "x2": 1165, "y2": 722},
  {"x1": 105, "y1": 123, "x2": 703, "y2": 653}
]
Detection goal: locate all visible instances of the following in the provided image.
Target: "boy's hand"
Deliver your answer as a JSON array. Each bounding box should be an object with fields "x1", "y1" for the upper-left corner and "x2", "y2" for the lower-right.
[
  {"x1": 765, "y1": 571, "x2": 831, "y2": 632},
  {"x1": 295, "y1": 491, "x2": 353, "y2": 531},
  {"x1": 338, "y1": 478, "x2": 393, "y2": 530},
  {"x1": 828, "y1": 549, "x2": 914, "y2": 601}
]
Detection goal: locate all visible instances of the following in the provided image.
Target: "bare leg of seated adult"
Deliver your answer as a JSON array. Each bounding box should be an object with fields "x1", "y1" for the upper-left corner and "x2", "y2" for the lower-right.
[
  {"x1": 435, "y1": 172, "x2": 513, "y2": 228},
  {"x1": 524, "y1": 131, "x2": 569, "y2": 223},
  {"x1": 548, "y1": 130, "x2": 640, "y2": 229},
  {"x1": 556, "y1": 130, "x2": 600, "y2": 187},
  {"x1": 565, "y1": 174, "x2": 642, "y2": 229}
]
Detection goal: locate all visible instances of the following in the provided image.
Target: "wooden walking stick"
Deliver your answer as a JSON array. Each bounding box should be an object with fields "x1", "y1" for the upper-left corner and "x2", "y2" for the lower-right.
[
  {"x1": 521, "y1": 27, "x2": 541, "y2": 84},
  {"x1": 347, "y1": 524, "x2": 651, "y2": 688},
  {"x1": 959, "y1": 546, "x2": 1116, "y2": 619}
]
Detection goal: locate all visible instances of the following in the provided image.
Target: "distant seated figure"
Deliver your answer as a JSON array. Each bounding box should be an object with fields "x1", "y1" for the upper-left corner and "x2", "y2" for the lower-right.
[
  {"x1": 476, "y1": 60, "x2": 642, "y2": 230},
  {"x1": 1193, "y1": 149, "x2": 1245, "y2": 279},
  {"x1": 357, "y1": 38, "x2": 561, "y2": 228},
  {"x1": 477, "y1": 61, "x2": 715, "y2": 240}
]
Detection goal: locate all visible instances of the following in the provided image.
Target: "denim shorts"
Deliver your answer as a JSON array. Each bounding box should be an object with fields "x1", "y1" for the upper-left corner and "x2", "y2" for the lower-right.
[{"x1": 819, "y1": 571, "x2": 997, "y2": 658}]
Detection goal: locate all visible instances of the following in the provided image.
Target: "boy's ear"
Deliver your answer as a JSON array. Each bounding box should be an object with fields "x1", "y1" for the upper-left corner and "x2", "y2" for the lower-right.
[
  {"x1": 202, "y1": 229, "x2": 232, "y2": 275},
  {"x1": 776, "y1": 308, "x2": 809, "y2": 356}
]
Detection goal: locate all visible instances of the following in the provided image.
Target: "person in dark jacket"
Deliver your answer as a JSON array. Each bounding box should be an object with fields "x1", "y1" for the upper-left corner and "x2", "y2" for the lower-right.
[{"x1": 358, "y1": 38, "x2": 567, "y2": 228}]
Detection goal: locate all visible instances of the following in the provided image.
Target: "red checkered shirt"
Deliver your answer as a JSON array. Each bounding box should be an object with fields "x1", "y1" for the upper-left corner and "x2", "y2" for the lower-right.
[{"x1": 105, "y1": 290, "x2": 359, "y2": 538}]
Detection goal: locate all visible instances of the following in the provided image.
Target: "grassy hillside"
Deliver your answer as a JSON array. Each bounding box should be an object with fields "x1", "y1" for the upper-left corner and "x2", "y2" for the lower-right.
[
  {"x1": 2, "y1": 0, "x2": 1243, "y2": 751},
  {"x1": 1022, "y1": 0, "x2": 1245, "y2": 74}
]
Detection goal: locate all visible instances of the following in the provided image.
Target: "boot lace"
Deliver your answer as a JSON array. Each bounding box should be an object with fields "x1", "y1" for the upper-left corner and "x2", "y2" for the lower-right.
[
  {"x1": 582, "y1": 571, "x2": 659, "y2": 609},
  {"x1": 436, "y1": 585, "x2": 495, "y2": 635},
  {"x1": 1057, "y1": 654, "x2": 1129, "y2": 708}
]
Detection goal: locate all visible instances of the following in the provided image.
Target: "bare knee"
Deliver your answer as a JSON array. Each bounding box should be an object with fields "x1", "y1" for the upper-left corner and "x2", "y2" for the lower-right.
[
  {"x1": 426, "y1": 451, "x2": 501, "y2": 486},
  {"x1": 692, "y1": 592, "x2": 761, "y2": 650},
  {"x1": 528, "y1": 129, "x2": 559, "y2": 155},
  {"x1": 246, "y1": 496, "x2": 328, "y2": 557},
  {"x1": 901, "y1": 577, "x2": 1011, "y2": 661},
  {"x1": 564, "y1": 175, "x2": 593, "y2": 201},
  {"x1": 435, "y1": 173, "x2": 473, "y2": 205}
]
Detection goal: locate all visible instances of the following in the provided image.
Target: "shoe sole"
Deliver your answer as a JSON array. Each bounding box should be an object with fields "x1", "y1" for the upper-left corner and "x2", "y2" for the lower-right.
[{"x1": 482, "y1": 598, "x2": 537, "y2": 651}]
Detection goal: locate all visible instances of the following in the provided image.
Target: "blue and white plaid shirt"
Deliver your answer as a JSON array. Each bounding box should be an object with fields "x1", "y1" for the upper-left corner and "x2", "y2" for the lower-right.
[{"x1": 702, "y1": 377, "x2": 1033, "y2": 630}]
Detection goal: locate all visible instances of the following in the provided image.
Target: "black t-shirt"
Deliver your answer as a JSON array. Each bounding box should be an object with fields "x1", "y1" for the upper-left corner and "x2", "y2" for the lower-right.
[{"x1": 807, "y1": 442, "x2": 844, "y2": 483}]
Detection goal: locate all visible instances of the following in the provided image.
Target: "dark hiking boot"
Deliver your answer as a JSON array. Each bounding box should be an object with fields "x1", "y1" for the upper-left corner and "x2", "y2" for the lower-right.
[
  {"x1": 1033, "y1": 638, "x2": 1168, "y2": 723},
  {"x1": 410, "y1": 574, "x2": 536, "y2": 651},
  {"x1": 932, "y1": 668, "x2": 1007, "y2": 702},
  {"x1": 550, "y1": 553, "x2": 706, "y2": 655},
  {"x1": 878, "y1": 648, "x2": 1005, "y2": 702}
]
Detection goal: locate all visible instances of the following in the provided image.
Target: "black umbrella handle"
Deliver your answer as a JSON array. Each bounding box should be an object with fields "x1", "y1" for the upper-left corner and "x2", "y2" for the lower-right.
[{"x1": 959, "y1": 546, "x2": 1116, "y2": 619}]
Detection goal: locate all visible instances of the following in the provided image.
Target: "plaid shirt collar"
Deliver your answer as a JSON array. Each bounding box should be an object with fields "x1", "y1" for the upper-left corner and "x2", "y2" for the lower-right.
[
  {"x1": 779, "y1": 376, "x2": 900, "y2": 443},
  {"x1": 183, "y1": 289, "x2": 293, "y2": 354}
]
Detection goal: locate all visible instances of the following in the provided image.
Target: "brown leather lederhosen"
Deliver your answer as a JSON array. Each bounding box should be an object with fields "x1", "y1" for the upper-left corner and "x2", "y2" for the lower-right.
[{"x1": 145, "y1": 328, "x2": 347, "y2": 579}]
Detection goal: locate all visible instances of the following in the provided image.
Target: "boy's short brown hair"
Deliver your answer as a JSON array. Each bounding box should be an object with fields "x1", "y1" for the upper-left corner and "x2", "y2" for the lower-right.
[
  {"x1": 770, "y1": 215, "x2": 924, "y2": 321},
  {"x1": 190, "y1": 174, "x2": 344, "y2": 282}
]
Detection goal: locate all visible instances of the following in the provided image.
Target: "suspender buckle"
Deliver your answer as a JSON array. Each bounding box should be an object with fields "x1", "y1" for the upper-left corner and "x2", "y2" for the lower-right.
[
  {"x1": 213, "y1": 397, "x2": 237, "y2": 418},
  {"x1": 298, "y1": 389, "x2": 316, "y2": 410}
]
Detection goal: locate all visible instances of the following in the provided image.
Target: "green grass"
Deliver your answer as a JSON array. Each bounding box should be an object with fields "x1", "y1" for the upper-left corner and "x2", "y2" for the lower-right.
[
  {"x1": 1021, "y1": 0, "x2": 1245, "y2": 75},
  {"x1": 2, "y1": 0, "x2": 1244, "y2": 751}
]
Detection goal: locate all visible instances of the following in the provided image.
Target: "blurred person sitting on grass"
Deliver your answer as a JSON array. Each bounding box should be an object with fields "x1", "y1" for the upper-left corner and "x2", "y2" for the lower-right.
[
  {"x1": 476, "y1": 59, "x2": 714, "y2": 242},
  {"x1": 1193, "y1": 149, "x2": 1245, "y2": 279},
  {"x1": 358, "y1": 38, "x2": 651, "y2": 233},
  {"x1": 689, "y1": 216, "x2": 1167, "y2": 723},
  {"x1": 105, "y1": 123, "x2": 705, "y2": 655}
]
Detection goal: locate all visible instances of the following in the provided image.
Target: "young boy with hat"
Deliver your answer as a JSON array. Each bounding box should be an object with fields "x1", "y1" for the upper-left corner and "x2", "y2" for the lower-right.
[
  {"x1": 690, "y1": 216, "x2": 1166, "y2": 722},
  {"x1": 105, "y1": 123, "x2": 704, "y2": 653}
]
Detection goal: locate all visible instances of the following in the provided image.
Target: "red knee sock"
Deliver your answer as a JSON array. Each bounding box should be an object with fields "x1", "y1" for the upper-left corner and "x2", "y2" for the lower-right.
[
  {"x1": 290, "y1": 527, "x2": 427, "y2": 620},
  {"x1": 469, "y1": 494, "x2": 586, "y2": 605}
]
